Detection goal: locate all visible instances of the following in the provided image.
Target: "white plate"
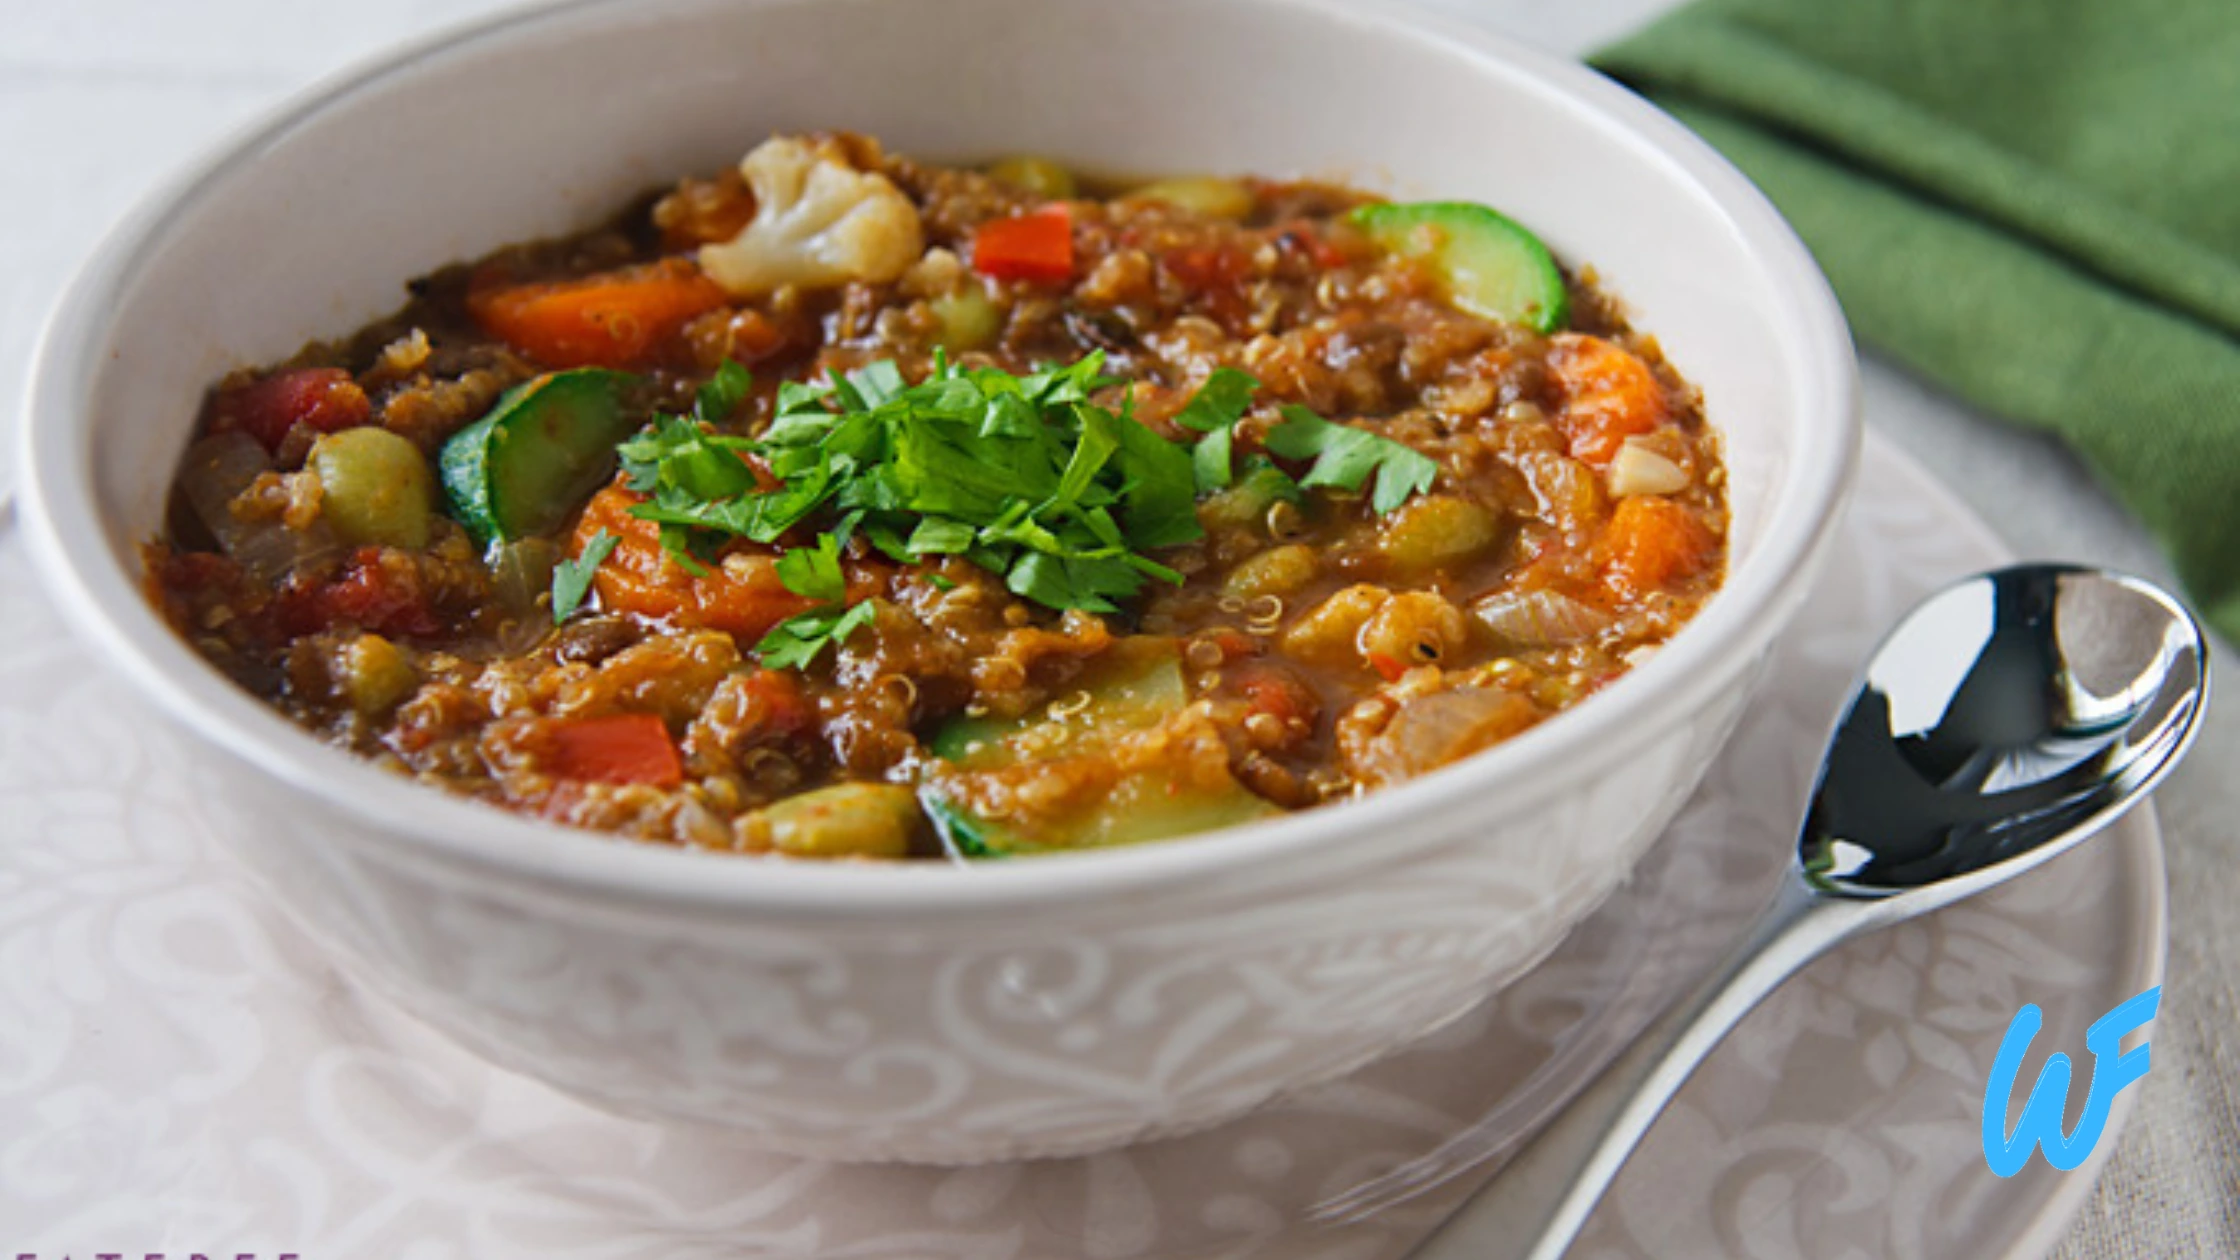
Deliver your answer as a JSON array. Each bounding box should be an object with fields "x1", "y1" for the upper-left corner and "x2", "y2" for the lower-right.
[{"x1": 0, "y1": 431, "x2": 2159, "y2": 1259}]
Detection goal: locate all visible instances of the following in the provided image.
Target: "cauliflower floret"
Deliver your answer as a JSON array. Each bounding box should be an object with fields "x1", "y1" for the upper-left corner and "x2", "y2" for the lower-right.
[{"x1": 698, "y1": 136, "x2": 925, "y2": 297}]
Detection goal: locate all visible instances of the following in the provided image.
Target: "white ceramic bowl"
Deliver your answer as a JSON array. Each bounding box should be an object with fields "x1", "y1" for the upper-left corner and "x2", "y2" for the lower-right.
[{"x1": 18, "y1": 0, "x2": 1856, "y2": 1163}]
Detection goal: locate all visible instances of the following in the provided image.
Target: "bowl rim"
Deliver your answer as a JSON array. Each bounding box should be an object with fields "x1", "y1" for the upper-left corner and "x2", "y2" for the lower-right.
[{"x1": 16, "y1": 0, "x2": 1859, "y2": 917}]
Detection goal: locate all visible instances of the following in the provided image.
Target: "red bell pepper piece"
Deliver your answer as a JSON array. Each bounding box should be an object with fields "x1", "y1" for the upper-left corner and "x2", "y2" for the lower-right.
[
  {"x1": 971, "y1": 205, "x2": 1075, "y2": 284},
  {"x1": 549, "y1": 713, "x2": 685, "y2": 787}
]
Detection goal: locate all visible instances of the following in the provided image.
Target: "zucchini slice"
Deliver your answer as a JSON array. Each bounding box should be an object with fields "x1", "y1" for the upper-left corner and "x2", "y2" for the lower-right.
[
  {"x1": 926, "y1": 640, "x2": 1188, "y2": 769},
  {"x1": 440, "y1": 369, "x2": 634, "y2": 547},
  {"x1": 1348, "y1": 200, "x2": 1568, "y2": 333},
  {"x1": 921, "y1": 639, "x2": 1281, "y2": 855},
  {"x1": 920, "y1": 767, "x2": 1280, "y2": 858}
]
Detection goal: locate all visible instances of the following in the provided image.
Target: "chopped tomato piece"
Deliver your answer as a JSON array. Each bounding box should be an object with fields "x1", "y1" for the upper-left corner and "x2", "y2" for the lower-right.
[
  {"x1": 569, "y1": 484, "x2": 816, "y2": 639},
  {"x1": 1603, "y1": 496, "x2": 1715, "y2": 595},
  {"x1": 1232, "y1": 662, "x2": 1319, "y2": 726},
  {"x1": 1208, "y1": 629, "x2": 1261, "y2": 662},
  {"x1": 971, "y1": 205, "x2": 1075, "y2": 284},
  {"x1": 1367, "y1": 651, "x2": 1409, "y2": 683},
  {"x1": 1163, "y1": 244, "x2": 1252, "y2": 325},
  {"x1": 271, "y1": 548, "x2": 438, "y2": 639},
  {"x1": 469, "y1": 258, "x2": 730, "y2": 369},
  {"x1": 1549, "y1": 334, "x2": 1669, "y2": 466},
  {"x1": 741, "y1": 669, "x2": 818, "y2": 739},
  {"x1": 217, "y1": 368, "x2": 371, "y2": 451},
  {"x1": 293, "y1": 547, "x2": 441, "y2": 638},
  {"x1": 1274, "y1": 221, "x2": 1349, "y2": 271},
  {"x1": 549, "y1": 714, "x2": 684, "y2": 787}
]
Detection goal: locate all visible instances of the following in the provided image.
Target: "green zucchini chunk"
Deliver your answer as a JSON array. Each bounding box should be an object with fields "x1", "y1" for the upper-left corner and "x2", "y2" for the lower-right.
[
  {"x1": 1348, "y1": 200, "x2": 1568, "y2": 333},
  {"x1": 927, "y1": 640, "x2": 1188, "y2": 769},
  {"x1": 920, "y1": 770, "x2": 1279, "y2": 858},
  {"x1": 440, "y1": 369, "x2": 634, "y2": 547},
  {"x1": 921, "y1": 639, "x2": 1280, "y2": 855}
]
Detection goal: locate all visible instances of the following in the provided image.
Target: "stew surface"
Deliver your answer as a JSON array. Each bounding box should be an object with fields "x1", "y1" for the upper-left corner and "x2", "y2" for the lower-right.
[{"x1": 147, "y1": 133, "x2": 1726, "y2": 860}]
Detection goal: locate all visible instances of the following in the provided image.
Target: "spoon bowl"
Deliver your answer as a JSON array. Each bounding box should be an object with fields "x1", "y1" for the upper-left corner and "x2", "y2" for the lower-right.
[
  {"x1": 1409, "y1": 564, "x2": 2207, "y2": 1260},
  {"x1": 1805, "y1": 566, "x2": 2204, "y2": 902}
]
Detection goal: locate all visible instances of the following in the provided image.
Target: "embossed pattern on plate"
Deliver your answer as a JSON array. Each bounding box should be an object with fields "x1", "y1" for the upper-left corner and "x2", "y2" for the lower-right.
[{"x1": 0, "y1": 433, "x2": 2160, "y2": 1258}]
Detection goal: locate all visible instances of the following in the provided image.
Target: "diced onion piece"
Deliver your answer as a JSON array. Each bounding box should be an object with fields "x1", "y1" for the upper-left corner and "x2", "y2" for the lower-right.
[
  {"x1": 1348, "y1": 686, "x2": 1540, "y2": 787},
  {"x1": 1606, "y1": 438, "x2": 1690, "y2": 498},
  {"x1": 490, "y1": 537, "x2": 562, "y2": 653},
  {"x1": 176, "y1": 431, "x2": 342, "y2": 583},
  {"x1": 1471, "y1": 588, "x2": 1612, "y2": 649}
]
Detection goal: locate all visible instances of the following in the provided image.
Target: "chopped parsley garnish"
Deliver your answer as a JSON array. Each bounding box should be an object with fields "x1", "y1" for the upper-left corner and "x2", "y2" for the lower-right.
[
  {"x1": 754, "y1": 530, "x2": 871, "y2": 668},
  {"x1": 623, "y1": 351, "x2": 1216, "y2": 617},
  {"x1": 696, "y1": 358, "x2": 754, "y2": 423},
  {"x1": 1173, "y1": 366, "x2": 1258, "y2": 494},
  {"x1": 1265, "y1": 405, "x2": 1441, "y2": 514},
  {"x1": 550, "y1": 529, "x2": 617, "y2": 624},
  {"x1": 773, "y1": 530, "x2": 847, "y2": 603},
  {"x1": 606, "y1": 351, "x2": 1439, "y2": 667},
  {"x1": 757, "y1": 599, "x2": 876, "y2": 671}
]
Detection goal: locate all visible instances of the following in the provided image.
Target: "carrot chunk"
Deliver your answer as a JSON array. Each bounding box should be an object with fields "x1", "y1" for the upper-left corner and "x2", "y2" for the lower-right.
[
  {"x1": 1603, "y1": 496, "x2": 1714, "y2": 595},
  {"x1": 569, "y1": 484, "x2": 816, "y2": 639},
  {"x1": 470, "y1": 259, "x2": 730, "y2": 369},
  {"x1": 1549, "y1": 334, "x2": 1668, "y2": 466},
  {"x1": 549, "y1": 714, "x2": 683, "y2": 786}
]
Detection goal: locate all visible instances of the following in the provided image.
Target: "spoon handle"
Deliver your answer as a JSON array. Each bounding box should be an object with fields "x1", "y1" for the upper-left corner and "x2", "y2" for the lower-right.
[{"x1": 1408, "y1": 877, "x2": 1869, "y2": 1260}]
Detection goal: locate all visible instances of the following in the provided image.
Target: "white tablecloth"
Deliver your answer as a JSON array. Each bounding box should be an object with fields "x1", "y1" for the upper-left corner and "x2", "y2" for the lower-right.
[{"x1": 4, "y1": 1, "x2": 2233, "y2": 1254}]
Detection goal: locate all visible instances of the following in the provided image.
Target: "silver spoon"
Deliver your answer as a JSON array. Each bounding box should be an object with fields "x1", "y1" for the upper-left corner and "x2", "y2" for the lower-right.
[{"x1": 1409, "y1": 564, "x2": 2208, "y2": 1260}]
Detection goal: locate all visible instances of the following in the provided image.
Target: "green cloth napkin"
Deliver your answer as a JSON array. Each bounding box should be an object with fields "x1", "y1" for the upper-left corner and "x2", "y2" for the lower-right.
[{"x1": 1592, "y1": 0, "x2": 2240, "y2": 641}]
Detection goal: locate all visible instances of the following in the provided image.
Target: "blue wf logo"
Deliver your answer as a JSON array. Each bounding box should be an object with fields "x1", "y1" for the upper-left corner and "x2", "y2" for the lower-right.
[{"x1": 1981, "y1": 985, "x2": 2159, "y2": 1176}]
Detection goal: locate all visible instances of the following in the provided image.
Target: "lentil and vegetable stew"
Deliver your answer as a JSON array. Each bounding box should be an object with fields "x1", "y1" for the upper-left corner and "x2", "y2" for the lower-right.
[{"x1": 147, "y1": 133, "x2": 1726, "y2": 860}]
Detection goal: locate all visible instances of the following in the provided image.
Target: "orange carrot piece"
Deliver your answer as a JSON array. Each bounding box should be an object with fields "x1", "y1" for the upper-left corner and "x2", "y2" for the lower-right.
[
  {"x1": 570, "y1": 484, "x2": 816, "y2": 639},
  {"x1": 548, "y1": 714, "x2": 683, "y2": 786},
  {"x1": 470, "y1": 259, "x2": 730, "y2": 369},
  {"x1": 1603, "y1": 496, "x2": 1714, "y2": 595},
  {"x1": 1549, "y1": 333, "x2": 1668, "y2": 466}
]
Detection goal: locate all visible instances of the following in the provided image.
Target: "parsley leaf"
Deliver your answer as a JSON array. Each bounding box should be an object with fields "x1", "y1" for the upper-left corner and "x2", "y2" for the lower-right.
[
  {"x1": 760, "y1": 533, "x2": 868, "y2": 668},
  {"x1": 550, "y1": 529, "x2": 618, "y2": 624},
  {"x1": 774, "y1": 532, "x2": 847, "y2": 602},
  {"x1": 907, "y1": 517, "x2": 977, "y2": 555},
  {"x1": 629, "y1": 352, "x2": 1212, "y2": 623},
  {"x1": 1265, "y1": 405, "x2": 1439, "y2": 513},
  {"x1": 1107, "y1": 410, "x2": 1201, "y2": 548},
  {"x1": 608, "y1": 352, "x2": 1431, "y2": 648},
  {"x1": 847, "y1": 359, "x2": 907, "y2": 408},
  {"x1": 1192, "y1": 427, "x2": 1235, "y2": 495},
  {"x1": 695, "y1": 359, "x2": 753, "y2": 424},
  {"x1": 756, "y1": 600, "x2": 875, "y2": 671},
  {"x1": 1174, "y1": 367, "x2": 1259, "y2": 494},
  {"x1": 1173, "y1": 367, "x2": 1259, "y2": 434}
]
